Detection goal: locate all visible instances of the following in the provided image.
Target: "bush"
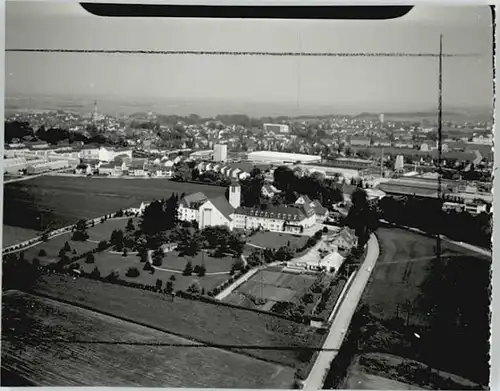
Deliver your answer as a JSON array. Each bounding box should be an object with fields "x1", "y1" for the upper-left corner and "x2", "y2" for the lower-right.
[
  {"x1": 90, "y1": 266, "x2": 101, "y2": 279},
  {"x1": 183, "y1": 261, "x2": 193, "y2": 276},
  {"x1": 97, "y1": 240, "x2": 109, "y2": 252},
  {"x1": 38, "y1": 249, "x2": 47, "y2": 257},
  {"x1": 169, "y1": 275, "x2": 176, "y2": 281},
  {"x1": 86, "y1": 253, "x2": 95, "y2": 264},
  {"x1": 126, "y1": 267, "x2": 140, "y2": 278},
  {"x1": 106, "y1": 269, "x2": 120, "y2": 282},
  {"x1": 198, "y1": 265, "x2": 206, "y2": 277}
]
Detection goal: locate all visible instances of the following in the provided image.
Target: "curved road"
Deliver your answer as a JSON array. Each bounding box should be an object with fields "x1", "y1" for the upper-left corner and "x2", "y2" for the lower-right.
[{"x1": 304, "y1": 233, "x2": 380, "y2": 390}]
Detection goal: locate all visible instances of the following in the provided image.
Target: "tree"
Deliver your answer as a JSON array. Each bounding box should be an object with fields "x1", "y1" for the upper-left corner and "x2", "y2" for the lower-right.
[
  {"x1": 106, "y1": 269, "x2": 120, "y2": 282},
  {"x1": 90, "y1": 266, "x2": 101, "y2": 279},
  {"x1": 152, "y1": 248, "x2": 164, "y2": 266},
  {"x1": 38, "y1": 249, "x2": 47, "y2": 257},
  {"x1": 198, "y1": 265, "x2": 206, "y2": 277},
  {"x1": 155, "y1": 278, "x2": 163, "y2": 291},
  {"x1": 110, "y1": 229, "x2": 124, "y2": 250},
  {"x1": 166, "y1": 280, "x2": 174, "y2": 294},
  {"x1": 122, "y1": 248, "x2": 128, "y2": 257},
  {"x1": 126, "y1": 267, "x2": 140, "y2": 277},
  {"x1": 126, "y1": 218, "x2": 135, "y2": 232},
  {"x1": 41, "y1": 231, "x2": 49, "y2": 242},
  {"x1": 183, "y1": 261, "x2": 193, "y2": 276},
  {"x1": 187, "y1": 280, "x2": 202, "y2": 294},
  {"x1": 97, "y1": 240, "x2": 109, "y2": 252},
  {"x1": 58, "y1": 248, "x2": 67, "y2": 258},
  {"x1": 32, "y1": 257, "x2": 40, "y2": 268},
  {"x1": 247, "y1": 249, "x2": 264, "y2": 267},
  {"x1": 72, "y1": 219, "x2": 89, "y2": 241},
  {"x1": 86, "y1": 253, "x2": 95, "y2": 263}
]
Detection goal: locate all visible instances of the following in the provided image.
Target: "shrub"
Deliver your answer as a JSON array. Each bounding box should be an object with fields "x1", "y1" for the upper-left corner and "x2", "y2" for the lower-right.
[
  {"x1": 86, "y1": 253, "x2": 95, "y2": 264},
  {"x1": 169, "y1": 275, "x2": 176, "y2": 281},
  {"x1": 97, "y1": 240, "x2": 109, "y2": 252},
  {"x1": 187, "y1": 280, "x2": 202, "y2": 294},
  {"x1": 38, "y1": 249, "x2": 47, "y2": 257},
  {"x1": 197, "y1": 265, "x2": 206, "y2": 277},
  {"x1": 123, "y1": 248, "x2": 128, "y2": 257},
  {"x1": 183, "y1": 261, "x2": 193, "y2": 276},
  {"x1": 72, "y1": 249, "x2": 77, "y2": 255},
  {"x1": 143, "y1": 262, "x2": 152, "y2": 271},
  {"x1": 106, "y1": 269, "x2": 120, "y2": 282},
  {"x1": 193, "y1": 265, "x2": 201, "y2": 274},
  {"x1": 126, "y1": 267, "x2": 140, "y2": 278},
  {"x1": 32, "y1": 257, "x2": 40, "y2": 267}
]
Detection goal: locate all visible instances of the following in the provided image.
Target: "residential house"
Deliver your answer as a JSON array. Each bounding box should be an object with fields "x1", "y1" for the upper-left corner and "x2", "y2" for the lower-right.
[
  {"x1": 99, "y1": 161, "x2": 126, "y2": 176},
  {"x1": 349, "y1": 137, "x2": 371, "y2": 147},
  {"x1": 295, "y1": 195, "x2": 329, "y2": 222},
  {"x1": 261, "y1": 184, "x2": 282, "y2": 198},
  {"x1": 332, "y1": 227, "x2": 358, "y2": 252},
  {"x1": 128, "y1": 159, "x2": 148, "y2": 176}
]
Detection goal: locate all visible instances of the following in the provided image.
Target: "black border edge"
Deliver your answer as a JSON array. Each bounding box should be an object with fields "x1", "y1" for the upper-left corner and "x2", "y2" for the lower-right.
[{"x1": 78, "y1": 4, "x2": 414, "y2": 20}]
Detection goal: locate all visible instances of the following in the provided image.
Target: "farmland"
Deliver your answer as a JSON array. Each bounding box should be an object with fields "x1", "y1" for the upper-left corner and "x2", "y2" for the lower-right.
[
  {"x1": 327, "y1": 227, "x2": 491, "y2": 389},
  {"x1": 2, "y1": 225, "x2": 40, "y2": 248},
  {"x1": 2, "y1": 290, "x2": 295, "y2": 388},
  {"x1": 4, "y1": 176, "x2": 225, "y2": 231},
  {"x1": 30, "y1": 273, "x2": 326, "y2": 370},
  {"x1": 224, "y1": 269, "x2": 316, "y2": 311}
]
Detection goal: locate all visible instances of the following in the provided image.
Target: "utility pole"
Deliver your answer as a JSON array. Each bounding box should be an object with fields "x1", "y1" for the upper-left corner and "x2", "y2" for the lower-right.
[
  {"x1": 436, "y1": 34, "x2": 443, "y2": 263},
  {"x1": 380, "y1": 148, "x2": 384, "y2": 178}
]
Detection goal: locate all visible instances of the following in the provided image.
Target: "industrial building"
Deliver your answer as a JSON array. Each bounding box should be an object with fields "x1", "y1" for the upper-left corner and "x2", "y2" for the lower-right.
[
  {"x1": 26, "y1": 160, "x2": 69, "y2": 175},
  {"x1": 213, "y1": 144, "x2": 228, "y2": 162},
  {"x1": 4, "y1": 157, "x2": 29, "y2": 175},
  {"x1": 263, "y1": 123, "x2": 290, "y2": 134},
  {"x1": 247, "y1": 151, "x2": 322, "y2": 164}
]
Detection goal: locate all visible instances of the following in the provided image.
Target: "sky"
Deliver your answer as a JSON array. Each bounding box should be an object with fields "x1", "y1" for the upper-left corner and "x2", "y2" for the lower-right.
[{"x1": 5, "y1": 1, "x2": 494, "y2": 117}]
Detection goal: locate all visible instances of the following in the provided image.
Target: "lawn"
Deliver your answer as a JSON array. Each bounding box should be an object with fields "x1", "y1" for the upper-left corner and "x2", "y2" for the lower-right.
[
  {"x1": 30, "y1": 273, "x2": 326, "y2": 371},
  {"x1": 342, "y1": 227, "x2": 491, "y2": 387},
  {"x1": 2, "y1": 290, "x2": 295, "y2": 388},
  {"x1": 4, "y1": 176, "x2": 226, "y2": 231},
  {"x1": 247, "y1": 231, "x2": 309, "y2": 250},
  {"x1": 79, "y1": 251, "x2": 229, "y2": 292},
  {"x1": 161, "y1": 250, "x2": 234, "y2": 273}
]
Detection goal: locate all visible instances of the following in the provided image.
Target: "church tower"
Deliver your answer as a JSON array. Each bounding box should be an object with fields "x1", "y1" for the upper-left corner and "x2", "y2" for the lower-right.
[{"x1": 229, "y1": 182, "x2": 241, "y2": 209}]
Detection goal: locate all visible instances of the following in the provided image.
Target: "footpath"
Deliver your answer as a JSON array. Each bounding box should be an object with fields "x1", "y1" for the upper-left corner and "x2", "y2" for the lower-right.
[{"x1": 303, "y1": 233, "x2": 380, "y2": 390}]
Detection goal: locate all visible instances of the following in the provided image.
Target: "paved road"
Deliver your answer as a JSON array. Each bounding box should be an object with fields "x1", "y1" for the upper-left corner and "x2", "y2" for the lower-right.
[{"x1": 303, "y1": 233, "x2": 380, "y2": 390}]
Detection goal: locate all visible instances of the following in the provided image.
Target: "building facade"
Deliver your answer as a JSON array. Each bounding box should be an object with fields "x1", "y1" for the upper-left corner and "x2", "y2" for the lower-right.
[{"x1": 213, "y1": 144, "x2": 228, "y2": 162}]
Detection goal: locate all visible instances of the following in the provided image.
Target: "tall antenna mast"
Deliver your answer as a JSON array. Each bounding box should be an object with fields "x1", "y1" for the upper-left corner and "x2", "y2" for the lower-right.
[{"x1": 436, "y1": 34, "x2": 443, "y2": 261}]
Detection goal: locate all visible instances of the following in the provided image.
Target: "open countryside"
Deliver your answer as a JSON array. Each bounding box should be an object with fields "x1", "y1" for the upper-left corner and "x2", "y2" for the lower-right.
[
  {"x1": 325, "y1": 227, "x2": 491, "y2": 390},
  {"x1": 2, "y1": 291, "x2": 295, "y2": 388}
]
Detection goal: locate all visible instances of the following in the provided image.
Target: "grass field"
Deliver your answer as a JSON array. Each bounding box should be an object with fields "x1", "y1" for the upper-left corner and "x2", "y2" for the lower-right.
[
  {"x1": 18, "y1": 217, "x2": 230, "y2": 292},
  {"x1": 350, "y1": 227, "x2": 491, "y2": 386},
  {"x1": 247, "y1": 231, "x2": 309, "y2": 250},
  {"x1": 364, "y1": 228, "x2": 485, "y2": 325},
  {"x1": 30, "y1": 273, "x2": 326, "y2": 369},
  {"x1": 161, "y1": 250, "x2": 234, "y2": 273},
  {"x1": 2, "y1": 290, "x2": 295, "y2": 388},
  {"x1": 2, "y1": 225, "x2": 40, "y2": 248},
  {"x1": 4, "y1": 176, "x2": 226, "y2": 230},
  {"x1": 225, "y1": 269, "x2": 316, "y2": 311}
]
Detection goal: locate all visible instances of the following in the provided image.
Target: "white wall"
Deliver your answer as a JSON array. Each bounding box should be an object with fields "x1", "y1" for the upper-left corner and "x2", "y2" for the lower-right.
[{"x1": 199, "y1": 200, "x2": 232, "y2": 229}]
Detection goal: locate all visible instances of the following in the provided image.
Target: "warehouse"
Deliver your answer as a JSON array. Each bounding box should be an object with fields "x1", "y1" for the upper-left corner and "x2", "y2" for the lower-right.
[
  {"x1": 26, "y1": 160, "x2": 69, "y2": 175},
  {"x1": 247, "y1": 151, "x2": 322, "y2": 164},
  {"x1": 4, "y1": 157, "x2": 29, "y2": 174}
]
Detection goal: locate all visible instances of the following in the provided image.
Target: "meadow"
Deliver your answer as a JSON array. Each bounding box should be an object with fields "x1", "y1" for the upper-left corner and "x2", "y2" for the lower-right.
[
  {"x1": 4, "y1": 176, "x2": 226, "y2": 231},
  {"x1": 338, "y1": 227, "x2": 491, "y2": 387},
  {"x1": 2, "y1": 290, "x2": 295, "y2": 388},
  {"x1": 30, "y1": 273, "x2": 326, "y2": 371}
]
